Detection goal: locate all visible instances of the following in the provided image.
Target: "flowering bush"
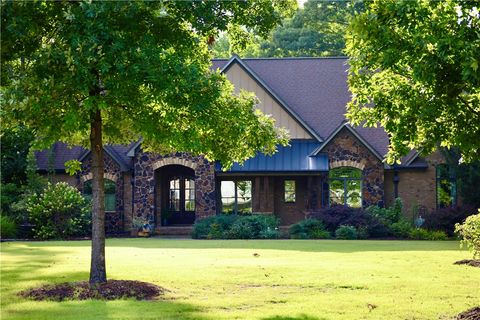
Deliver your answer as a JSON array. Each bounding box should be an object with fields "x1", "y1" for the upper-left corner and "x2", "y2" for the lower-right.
[
  {"x1": 27, "y1": 182, "x2": 91, "y2": 240},
  {"x1": 455, "y1": 210, "x2": 480, "y2": 259}
]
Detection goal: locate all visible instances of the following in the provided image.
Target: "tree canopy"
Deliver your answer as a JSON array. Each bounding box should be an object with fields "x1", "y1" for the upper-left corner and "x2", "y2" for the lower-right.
[
  {"x1": 2, "y1": 1, "x2": 292, "y2": 166},
  {"x1": 346, "y1": 0, "x2": 480, "y2": 164},
  {"x1": 211, "y1": 0, "x2": 361, "y2": 58},
  {"x1": 1, "y1": 0, "x2": 293, "y2": 284}
]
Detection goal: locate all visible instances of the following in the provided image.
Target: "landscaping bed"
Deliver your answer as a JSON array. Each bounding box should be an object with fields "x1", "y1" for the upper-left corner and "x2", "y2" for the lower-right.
[
  {"x1": 454, "y1": 259, "x2": 480, "y2": 268},
  {"x1": 20, "y1": 280, "x2": 165, "y2": 301},
  {"x1": 456, "y1": 307, "x2": 480, "y2": 320}
]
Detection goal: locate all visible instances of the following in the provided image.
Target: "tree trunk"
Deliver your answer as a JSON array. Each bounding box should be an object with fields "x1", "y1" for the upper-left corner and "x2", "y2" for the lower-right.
[{"x1": 89, "y1": 109, "x2": 107, "y2": 285}]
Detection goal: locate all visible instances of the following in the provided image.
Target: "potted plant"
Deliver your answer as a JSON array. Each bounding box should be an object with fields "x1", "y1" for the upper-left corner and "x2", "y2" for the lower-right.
[{"x1": 132, "y1": 216, "x2": 154, "y2": 237}]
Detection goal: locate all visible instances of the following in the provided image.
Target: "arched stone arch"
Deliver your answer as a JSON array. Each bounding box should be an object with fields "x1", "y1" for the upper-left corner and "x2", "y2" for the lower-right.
[
  {"x1": 329, "y1": 160, "x2": 365, "y2": 171},
  {"x1": 80, "y1": 172, "x2": 118, "y2": 183},
  {"x1": 152, "y1": 158, "x2": 197, "y2": 171}
]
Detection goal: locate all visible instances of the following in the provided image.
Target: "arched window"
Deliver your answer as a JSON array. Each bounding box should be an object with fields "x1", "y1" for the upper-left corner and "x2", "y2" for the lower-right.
[
  {"x1": 83, "y1": 179, "x2": 116, "y2": 212},
  {"x1": 329, "y1": 167, "x2": 362, "y2": 207}
]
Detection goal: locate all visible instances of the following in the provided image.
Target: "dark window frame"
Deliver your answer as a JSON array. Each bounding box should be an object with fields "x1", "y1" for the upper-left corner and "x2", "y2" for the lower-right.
[
  {"x1": 284, "y1": 180, "x2": 296, "y2": 203},
  {"x1": 83, "y1": 179, "x2": 116, "y2": 212},
  {"x1": 168, "y1": 176, "x2": 195, "y2": 213},
  {"x1": 436, "y1": 164, "x2": 457, "y2": 208},
  {"x1": 328, "y1": 167, "x2": 362, "y2": 208},
  {"x1": 220, "y1": 179, "x2": 252, "y2": 214}
]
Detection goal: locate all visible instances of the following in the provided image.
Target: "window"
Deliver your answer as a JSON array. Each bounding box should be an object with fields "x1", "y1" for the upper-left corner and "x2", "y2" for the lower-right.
[
  {"x1": 83, "y1": 179, "x2": 116, "y2": 212},
  {"x1": 185, "y1": 179, "x2": 195, "y2": 211},
  {"x1": 329, "y1": 167, "x2": 362, "y2": 207},
  {"x1": 221, "y1": 180, "x2": 252, "y2": 214},
  {"x1": 436, "y1": 165, "x2": 456, "y2": 208},
  {"x1": 169, "y1": 178, "x2": 181, "y2": 211},
  {"x1": 168, "y1": 177, "x2": 195, "y2": 212},
  {"x1": 284, "y1": 180, "x2": 296, "y2": 203}
]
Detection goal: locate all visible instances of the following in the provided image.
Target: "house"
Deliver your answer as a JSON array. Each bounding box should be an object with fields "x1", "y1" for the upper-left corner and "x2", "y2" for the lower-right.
[{"x1": 35, "y1": 56, "x2": 458, "y2": 234}]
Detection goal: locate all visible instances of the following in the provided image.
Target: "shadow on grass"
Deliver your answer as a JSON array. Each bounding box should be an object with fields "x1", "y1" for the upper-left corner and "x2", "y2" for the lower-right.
[
  {"x1": 1, "y1": 244, "x2": 214, "y2": 320},
  {"x1": 5, "y1": 299, "x2": 214, "y2": 320},
  {"x1": 3, "y1": 238, "x2": 461, "y2": 253},
  {"x1": 263, "y1": 315, "x2": 327, "y2": 320}
]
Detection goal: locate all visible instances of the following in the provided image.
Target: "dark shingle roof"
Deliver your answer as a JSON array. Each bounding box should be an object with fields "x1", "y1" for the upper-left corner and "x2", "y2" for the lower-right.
[
  {"x1": 35, "y1": 142, "x2": 132, "y2": 172},
  {"x1": 37, "y1": 57, "x2": 403, "y2": 171}
]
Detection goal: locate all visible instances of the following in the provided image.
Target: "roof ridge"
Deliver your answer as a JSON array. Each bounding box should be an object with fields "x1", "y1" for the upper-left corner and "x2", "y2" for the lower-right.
[{"x1": 212, "y1": 56, "x2": 348, "y2": 61}]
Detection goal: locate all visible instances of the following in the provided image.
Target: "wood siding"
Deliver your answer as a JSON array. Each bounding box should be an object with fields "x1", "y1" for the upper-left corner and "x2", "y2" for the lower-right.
[{"x1": 224, "y1": 63, "x2": 313, "y2": 139}]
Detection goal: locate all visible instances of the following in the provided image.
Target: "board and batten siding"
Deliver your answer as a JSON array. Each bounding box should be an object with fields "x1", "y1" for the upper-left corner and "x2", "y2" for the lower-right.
[{"x1": 224, "y1": 63, "x2": 312, "y2": 140}]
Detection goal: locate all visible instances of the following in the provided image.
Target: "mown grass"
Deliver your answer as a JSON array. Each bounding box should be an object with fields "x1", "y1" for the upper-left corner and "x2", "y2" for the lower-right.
[{"x1": 1, "y1": 239, "x2": 479, "y2": 320}]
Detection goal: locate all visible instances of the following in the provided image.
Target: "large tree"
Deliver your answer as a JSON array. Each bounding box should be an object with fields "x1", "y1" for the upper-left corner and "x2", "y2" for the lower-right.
[
  {"x1": 212, "y1": 0, "x2": 363, "y2": 58},
  {"x1": 346, "y1": 0, "x2": 480, "y2": 164},
  {"x1": 1, "y1": 1, "x2": 292, "y2": 284}
]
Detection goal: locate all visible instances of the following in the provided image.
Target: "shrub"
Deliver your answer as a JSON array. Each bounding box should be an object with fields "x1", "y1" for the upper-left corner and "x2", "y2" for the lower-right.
[
  {"x1": 356, "y1": 226, "x2": 369, "y2": 239},
  {"x1": 335, "y1": 225, "x2": 357, "y2": 240},
  {"x1": 191, "y1": 214, "x2": 238, "y2": 239},
  {"x1": 409, "y1": 228, "x2": 448, "y2": 240},
  {"x1": 192, "y1": 214, "x2": 279, "y2": 239},
  {"x1": 390, "y1": 219, "x2": 413, "y2": 238},
  {"x1": 455, "y1": 210, "x2": 480, "y2": 259},
  {"x1": 289, "y1": 219, "x2": 330, "y2": 239},
  {"x1": 310, "y1": 206, "x2": 389, "y2": 238},
  {"x1": 423, "y1": 205, "x2": 476, "y2": 236},
  {"x1": 0, "y1": 215, "x2": 17, "y2": 239},
  {"x1": 227, "y1": 215, "x2": 279, "y2": 239},
  {"x1": 0, "y1": 183, "x2": 23, "y2": 217},
  {"x1": 27, "y1": 182, "x2": 91, "y2": 240},
  {"x1": 366, "y1": 198, "x2": 403, "y2": 225}
]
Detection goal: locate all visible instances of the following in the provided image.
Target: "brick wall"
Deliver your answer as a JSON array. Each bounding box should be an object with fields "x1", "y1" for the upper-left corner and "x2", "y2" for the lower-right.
[{"x1": 385, "y1": 151, "x2": 446, "y2": 217}]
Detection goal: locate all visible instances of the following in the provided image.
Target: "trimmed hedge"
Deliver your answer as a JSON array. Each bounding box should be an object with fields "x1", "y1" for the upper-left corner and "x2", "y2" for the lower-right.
[
  {"x1": 192, "y1": 214, "x2": 279, "y2": 239},
  {"x1": 335, "y1": 225, "x2": 357, "y2": 240},
  {"x1": 289, "y1": 219, "x2": 330, "y2": 239}
]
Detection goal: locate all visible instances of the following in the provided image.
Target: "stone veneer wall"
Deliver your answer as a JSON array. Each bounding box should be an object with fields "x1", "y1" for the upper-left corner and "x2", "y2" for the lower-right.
[
  {"x1": 133, "y1": 151, "x2": 216, "y2": 226},
  {"x1": 79, "y1": 153, "x2": 124, "y2": 233},
  {"x1": 322, "y1": 127, "x2": 384, "y2": 207}
]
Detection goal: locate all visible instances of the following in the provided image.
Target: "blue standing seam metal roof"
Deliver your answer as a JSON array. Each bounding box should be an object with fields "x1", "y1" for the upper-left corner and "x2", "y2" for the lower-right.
[{"x1": 216, "y1": 140, "x2": 328, "y2": 173}]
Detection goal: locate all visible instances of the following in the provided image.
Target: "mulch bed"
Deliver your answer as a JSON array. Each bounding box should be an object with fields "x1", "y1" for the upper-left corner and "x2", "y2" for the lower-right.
[
  {"x1": 454, "y1": 259, "x2": 480, "y2": 268},
  {"x1": 19, "y1": 280, "x2": 165, "y2": 301},
  {"x1": 455, "y1": 307, "x2": 480, "y2": 320}
]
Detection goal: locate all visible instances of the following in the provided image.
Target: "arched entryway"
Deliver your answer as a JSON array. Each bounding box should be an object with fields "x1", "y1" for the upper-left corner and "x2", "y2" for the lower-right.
[{"x1": 155, "y1": 165, "x2": 196, "y2": 226}]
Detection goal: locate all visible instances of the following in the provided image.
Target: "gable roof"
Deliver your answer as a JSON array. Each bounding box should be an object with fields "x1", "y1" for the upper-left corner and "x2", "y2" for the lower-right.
[
  {"x1": 212, "y1": 57, "x2": 390, "y2": 159},
  {"x1": 312, "y1": 122, "x2": 385, "y2": 162},
  {"x1": 36, "y1": 56, "x2": 414, "y2": 170},
  {"x1": 220, "y1": 55, "x2": 322, "y2": 141}
]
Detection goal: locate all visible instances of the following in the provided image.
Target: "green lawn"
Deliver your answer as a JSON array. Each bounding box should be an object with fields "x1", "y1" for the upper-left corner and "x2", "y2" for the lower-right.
[{"x1": 1, "y1": 239, "x2": 479, "y2": 320}]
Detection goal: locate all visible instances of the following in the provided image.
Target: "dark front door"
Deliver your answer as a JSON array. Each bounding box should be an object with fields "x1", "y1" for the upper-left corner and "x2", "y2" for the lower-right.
[
  {"x1": 158, "y1": 164, "x2": 196, "y2": 226},
  {"x1": 166, "y1": 176, "x2": 195, "y2": 225}
]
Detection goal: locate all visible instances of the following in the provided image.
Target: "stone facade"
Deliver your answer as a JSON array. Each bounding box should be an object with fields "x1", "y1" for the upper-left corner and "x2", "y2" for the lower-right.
[
  {"x1": 132, "y1": 151, "x2": 216, "y2": 227},
  {"x1": 79, "y1": 153, "x2": 125, "y2": 233},
  {"x1": 322, "y1": 127, "x2": 384, "y2": 207}
]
